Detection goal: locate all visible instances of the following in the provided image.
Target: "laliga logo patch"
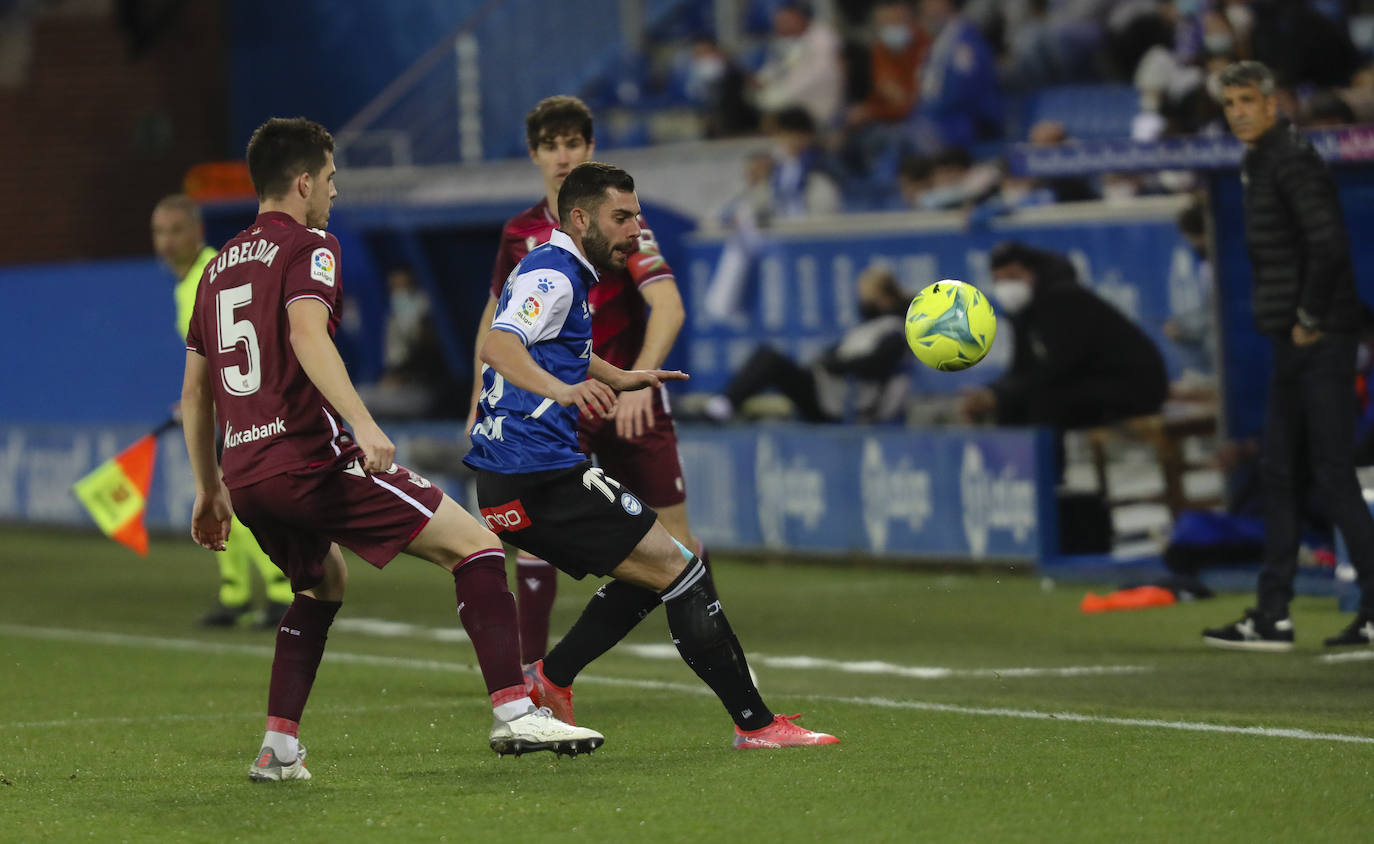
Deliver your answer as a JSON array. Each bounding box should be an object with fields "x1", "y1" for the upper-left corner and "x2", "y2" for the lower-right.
[
  {"x1": 515, "y1": 294, "x2": 543, "y2": 327},
  {"x1": 620, "y1": 492, "x2": 643, "y2": 515},
  {"x1": 310, "y1": 247, "x2": 336, "y2": 286}
]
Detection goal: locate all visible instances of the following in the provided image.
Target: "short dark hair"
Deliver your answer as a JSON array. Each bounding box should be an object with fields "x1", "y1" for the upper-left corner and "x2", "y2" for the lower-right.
[
  {"x1": 557, "y1": 161, "x2": 635, "y2": 224},
  {"x1": 525, "y1": 96, "x2": 594, "y2": 150},
  {"x1": 245, "y1": 117, "x2": 335, "y2": 201},
  {"x1": 153, "y1": 193, "x2": 201, "y2": 224},
  {"x1": 1218, "y1": 60, "x2": 1276, "y2": 96}
]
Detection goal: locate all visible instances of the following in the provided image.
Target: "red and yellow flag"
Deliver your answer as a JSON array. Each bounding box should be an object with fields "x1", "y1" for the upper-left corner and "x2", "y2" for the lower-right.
[{"x1": 72, "y1": 434, "x2": 158, "y2": 555}]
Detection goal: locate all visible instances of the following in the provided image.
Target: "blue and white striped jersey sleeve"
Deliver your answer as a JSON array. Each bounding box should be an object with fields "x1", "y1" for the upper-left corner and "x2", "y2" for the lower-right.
[{"x1": 489, "y1": 268, "x2": 573, "y2": 346}]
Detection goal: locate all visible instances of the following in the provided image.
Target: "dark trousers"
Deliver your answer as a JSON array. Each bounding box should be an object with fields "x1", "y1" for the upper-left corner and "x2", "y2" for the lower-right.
[
  {"x1": 724, "y1": 346, "x2": 832, "y2": 422},
  {"x1": 1259, "y1": 333, "x2": 1374, "y2": 615}
]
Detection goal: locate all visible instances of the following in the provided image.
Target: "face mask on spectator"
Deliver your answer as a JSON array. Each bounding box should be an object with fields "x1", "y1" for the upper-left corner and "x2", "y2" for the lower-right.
[
  {"x1": 1203, "y1": 32, "x2": 1234, "y2": 56},
  {"x1": 878, "y1": 24, "x2": 912, "y2": 51},
  {"x1": 992, "y1": 279, "x2": 1033, "y2": 314},
  {"x1": 1175, "y1": 0, "x2": 1202, "y2": 16},
  {"x1": 687, "y1": 55, "x2": 726, "y2": 100},
  {"x1": 691, "y1": 56, "x2": 725, "y2": 85}
]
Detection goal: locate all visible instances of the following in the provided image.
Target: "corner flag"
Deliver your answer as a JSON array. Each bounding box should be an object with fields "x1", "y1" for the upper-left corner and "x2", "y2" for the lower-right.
[{"x1": 72, "y1": 420, "x2": 174, "y2": 555}]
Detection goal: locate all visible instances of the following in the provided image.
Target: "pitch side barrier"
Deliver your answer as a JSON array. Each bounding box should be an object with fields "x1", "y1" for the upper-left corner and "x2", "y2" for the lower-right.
[{"x1": 0, "y1": 421, "x2": 1074, "y2": 566}]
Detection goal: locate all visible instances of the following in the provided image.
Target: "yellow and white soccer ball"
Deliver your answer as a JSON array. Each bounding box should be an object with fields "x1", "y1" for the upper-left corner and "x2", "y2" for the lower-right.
[{"x1": 904, "y1": 279, "x2": 997, "y2": 371}]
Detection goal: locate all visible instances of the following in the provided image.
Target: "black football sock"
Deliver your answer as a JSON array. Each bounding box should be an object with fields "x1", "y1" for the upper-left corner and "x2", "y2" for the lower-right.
[
  {"x1": 660, "y1": 556, "x2": 772, "y2": 731},
  {"x1": 541, "y1": 579, "x2": 660, "y2": 688}
]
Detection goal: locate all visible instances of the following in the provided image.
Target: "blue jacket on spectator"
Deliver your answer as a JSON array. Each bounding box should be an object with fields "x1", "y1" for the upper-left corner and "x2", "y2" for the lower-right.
[{"x1": 910, "y1": 16, "x2": 1001, "y2": 152}]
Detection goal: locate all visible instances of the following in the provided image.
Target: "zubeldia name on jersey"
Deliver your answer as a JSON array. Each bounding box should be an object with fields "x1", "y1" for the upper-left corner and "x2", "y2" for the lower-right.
[{"x1": 207, "y1": 239, "x2": 281, "y2": 284}]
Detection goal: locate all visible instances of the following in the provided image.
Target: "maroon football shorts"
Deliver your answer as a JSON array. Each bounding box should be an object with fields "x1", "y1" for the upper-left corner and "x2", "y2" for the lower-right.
[
  {"x1": 578, "y1": 386, "x2": 687, "y2": 508},
  {"x1": 230, "y1": 456, "x2": 445, "y2": 592}
]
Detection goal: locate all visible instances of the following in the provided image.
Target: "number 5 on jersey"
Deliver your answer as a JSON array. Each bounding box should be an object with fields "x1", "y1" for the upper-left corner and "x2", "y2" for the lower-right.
[{"x1": 217, "y1": 283, "x2": 260, "y2": 396}]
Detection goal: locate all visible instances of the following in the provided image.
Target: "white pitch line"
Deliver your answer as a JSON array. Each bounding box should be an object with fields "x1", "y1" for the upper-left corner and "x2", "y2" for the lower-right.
[
  {"x1": 809, "y1": 696, "x2": 1374, "y2": 745},
  {"x1": 0, "y1": 700, "x2": 456, "y2": 731},
  {"x1": 619, "y1": 643, "x2": 1151, "y2": 679},
  {"x1": 1318, "y1": 649, "x2": 1374, "y2": 663},
  {"x1": 3, "y1": 623, "x2": 1372, "y2": 746}
]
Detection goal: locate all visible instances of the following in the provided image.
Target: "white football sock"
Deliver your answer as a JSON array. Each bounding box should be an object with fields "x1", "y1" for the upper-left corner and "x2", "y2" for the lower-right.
[
  {"x1": 494, "y1": 696, "x2": 535, "y2": 722},
  {"x1": 264, "y1": 730, "x2": 299, "y2": 762}
]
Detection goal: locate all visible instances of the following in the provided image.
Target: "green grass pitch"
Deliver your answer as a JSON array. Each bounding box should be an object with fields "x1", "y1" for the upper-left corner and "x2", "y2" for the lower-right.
[{"x1": 2, "y1": 525, "x2": 1372, "y2": 842}]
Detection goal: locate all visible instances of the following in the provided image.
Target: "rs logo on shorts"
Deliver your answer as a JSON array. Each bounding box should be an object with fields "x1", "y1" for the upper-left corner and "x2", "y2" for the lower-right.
[{"x1": 481, "y1": 499, "x2": 532, "y2": 532}]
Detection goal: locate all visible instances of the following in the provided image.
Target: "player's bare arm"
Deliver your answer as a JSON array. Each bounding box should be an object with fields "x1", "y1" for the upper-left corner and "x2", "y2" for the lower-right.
[
  {"x1": 181, "y1": 350, "x2": 232, "y2": 551},
  {"x1": 480, "y1": 328, "x2": 617, "y2": 418},
  {"x1": 617, "y1": 279, "x2": 686, "y2": 439},
  {"x1": 466, "y1": 294, "x2": 501, "y2": 432},
  {"x1": 588, "y1": 352, "x2": 688, "y2": 393},
  {"x1": 286, "y1": 297, "x2": 395, "y2": 473}
]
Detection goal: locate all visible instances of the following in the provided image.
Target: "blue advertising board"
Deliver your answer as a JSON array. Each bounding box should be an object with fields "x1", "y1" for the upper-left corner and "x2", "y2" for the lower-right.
[
  {"x1": 1, "y1": 421, "x2": 1055, "y2": 564},
  {"x1": 682, "y1": 202, "x2": 1202, "y2": 396},
  {"x1": 677, "y1": 423, "x2": 1054, "y2": 560}
]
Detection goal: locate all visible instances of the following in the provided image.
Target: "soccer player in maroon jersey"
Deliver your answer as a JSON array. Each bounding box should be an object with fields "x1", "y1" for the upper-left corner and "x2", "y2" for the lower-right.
[
  {"x1": 465, "y1": 96, "x2": 706, "y2": 668},
  {"x1": 181, "y1": 117, "x2": 601, "y2": 781}
]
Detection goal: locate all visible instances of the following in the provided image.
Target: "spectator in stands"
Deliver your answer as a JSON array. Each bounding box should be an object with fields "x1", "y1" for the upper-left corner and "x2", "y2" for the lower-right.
[
  {"x1": 684, "y1": 37, "x2": 759, "y2": 137},
  {"x1": 968, "y1": 120, "x2": 1097, "y2": 226},
  {"x1": 764, "y1": 106, "x2": 842, "y2": 218},
  {"x1": 847, "y1": 2, "x2": 930, "y2": 130},
  {"x1": 1248, "y1": 0, "x2": 1361, "y2": 90},
  {"x1": 1025, "y1": 120, "x2": 1098, "y2": 203},
  {"x1": 356, "y1": 266, "x2": 452, "y2": 419},
  {"x1": 896, "y1": 152, "x2": 934, "y2": 208},
  {"x1": 703, "y1": 108, "x2": 840, "y2": 322},
  {"x1": 1341, "y1": 62, "x2": 1374, "y2": 123},
  {"x1": 752, "y1": 1, "x2": 844, "y2": 128},
  {"x1": 1203, "y1": 60, "x2": 1374, "y2": 650},
  {"x1": 702, "y1": 263, "x2": 912, "y2": 424},
  {"x1": 1301, "y1": 89, "x2": 1356, "y2": 128},
  {"x1": 997, "y1": 0, "x2": 1106, "y2": 89},
  {"x1": 959, "y1": 240, "x2": 1168, "y2": 429},
  {"x1": 839, "y1": 1, "x2": 929, "y2": 182},
  {"x1": 1162, "y1": 197, "x2": 1217, "y2": 383},
  {"x1": 906, "y1": 0, "x2": 1002, "y2": 154},
  {"x1": 903, "y1": 146, "x2": 1000, "y2": 212}
]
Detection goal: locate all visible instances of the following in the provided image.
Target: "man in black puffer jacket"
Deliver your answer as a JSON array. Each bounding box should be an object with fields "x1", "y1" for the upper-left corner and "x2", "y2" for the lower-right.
[{"x1": 1203, "y1": 60, "x2": 1374, "y2": 652}]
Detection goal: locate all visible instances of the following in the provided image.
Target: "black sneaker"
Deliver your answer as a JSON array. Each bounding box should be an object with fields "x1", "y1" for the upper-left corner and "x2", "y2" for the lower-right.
[
  {"x1": 197, "y1": 602, "x2": 252, "y2": 628},
  {"x1": 1323, "y1": 612, "x2": 1374, "y2": 647},
  {"x1": 1202, "y1": 609, "x2": 1295, "y2": 652}
]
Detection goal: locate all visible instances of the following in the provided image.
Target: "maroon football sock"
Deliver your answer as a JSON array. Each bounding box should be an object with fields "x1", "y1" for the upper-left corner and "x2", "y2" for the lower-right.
[
  {"x1": 266, "y1": 594, "x2": 341, "y2": 724},
  {"x1": 454, "y1": 550, "x2": 525, "y2": 696},
  {"x1": 515, "y1": 554, "x2": 558, "y2": 664}
]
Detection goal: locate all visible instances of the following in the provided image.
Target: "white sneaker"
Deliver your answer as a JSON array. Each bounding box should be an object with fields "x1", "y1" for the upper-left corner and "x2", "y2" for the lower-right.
[
  {"x1": 248, "y1": 745, "x2": 311, "y2": 781},
  {"x1": 489, "y1": 706, "x2": 604, "y2": 757}
]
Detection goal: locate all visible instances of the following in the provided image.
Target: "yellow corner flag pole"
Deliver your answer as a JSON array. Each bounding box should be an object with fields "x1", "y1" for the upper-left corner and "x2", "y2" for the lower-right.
[{"x1": 72, "y1": 418, "x2": 177, "y2": 556}]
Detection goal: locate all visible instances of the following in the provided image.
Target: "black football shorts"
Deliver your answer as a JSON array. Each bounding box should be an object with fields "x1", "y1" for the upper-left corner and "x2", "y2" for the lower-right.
[{"x1": 475, "y1": 460, "x2": 658, "y2": 578}]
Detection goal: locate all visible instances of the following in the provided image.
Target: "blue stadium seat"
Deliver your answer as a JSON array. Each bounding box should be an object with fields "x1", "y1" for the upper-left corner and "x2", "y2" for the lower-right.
[{"x1": 1022, "y1": 84, "x2": 1139, "y2": 142}]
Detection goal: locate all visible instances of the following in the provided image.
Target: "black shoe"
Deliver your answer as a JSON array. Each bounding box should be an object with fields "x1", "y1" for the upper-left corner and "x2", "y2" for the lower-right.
[
  {"x1": 257, "y1": 602, "x2": 291, "y2": 631},
  {"x1": 1202, "y1": 608, "x2": 1295, "y2": 652},
  {"x1": 198, "y1": 602, "x2": 252, "y2": 628},
  {"x1": 1323, "y1": 612, "x2": 1374, "y2": 648}
]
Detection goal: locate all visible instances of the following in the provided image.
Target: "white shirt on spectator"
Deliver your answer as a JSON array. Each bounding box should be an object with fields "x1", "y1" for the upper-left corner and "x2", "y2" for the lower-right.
[{"x1": 755, "y1": 19, "x2": 844, "y2": 127}]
